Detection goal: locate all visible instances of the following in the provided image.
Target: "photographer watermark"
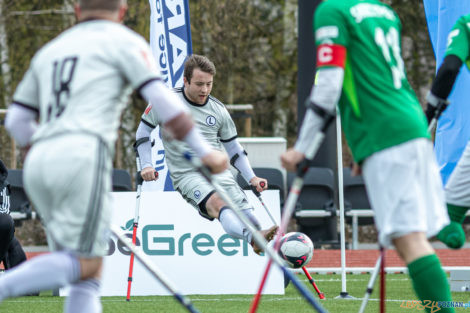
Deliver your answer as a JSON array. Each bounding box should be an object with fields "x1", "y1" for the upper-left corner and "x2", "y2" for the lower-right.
[{"x1": 400, "y1": 300, "x2": 470, "y2": 312}]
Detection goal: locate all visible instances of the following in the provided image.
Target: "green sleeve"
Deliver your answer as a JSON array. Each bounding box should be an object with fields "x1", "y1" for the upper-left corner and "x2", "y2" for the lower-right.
[
  {"x1": 313, "y1": 1, "x2": 349, "y2": 47},
  {"x1": 445, "y1": 15, "x2": 470, "y2": 67}
]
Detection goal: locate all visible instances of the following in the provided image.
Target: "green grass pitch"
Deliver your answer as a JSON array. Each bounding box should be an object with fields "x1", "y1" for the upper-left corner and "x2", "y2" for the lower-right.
[{"x1": 1, "y1": 273, "x2": 469, "y2": 312}]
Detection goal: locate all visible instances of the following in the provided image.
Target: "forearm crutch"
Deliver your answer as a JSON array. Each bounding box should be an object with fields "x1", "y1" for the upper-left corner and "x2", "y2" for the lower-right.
[
  {"x1": 427, "y1": 97, "x2": 448, "y2": 133},
  {"x1": 249, "y1": 183, "x2": 324, "y2": 299},
  {"x1": 250, "y1": 111, "x2": 335, "y2": 313},
  {"x1": 126, "y1": 139, "x2": 158, "y2": 301},
  {"x1": 112, "y1": 225, "x2": 201, "y2": 313},
  {"x1": 357, "y1": 249, "x2": 383, "y2": 313},
  {"x1": 184, "y1": 153, "x2": 328, "y2": 313},
  {"x1": 380, "y1": 246, "x2": 386, "y2": 313}
]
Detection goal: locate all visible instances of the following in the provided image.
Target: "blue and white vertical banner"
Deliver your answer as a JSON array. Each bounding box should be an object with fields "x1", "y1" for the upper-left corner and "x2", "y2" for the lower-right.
[
  {"x1": 144, "y1": 0, "x2": 193, "y2": 191},
  {"x1": 423, "y1": 1, "x2": 470, "y2": 184}
]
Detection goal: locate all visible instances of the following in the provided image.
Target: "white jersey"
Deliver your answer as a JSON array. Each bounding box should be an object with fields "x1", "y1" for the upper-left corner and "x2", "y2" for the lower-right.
[
  {"x1": 141, "y1": 87, "x2": 237, "y2": 183},
  {"x1": 13, "y1": 19, "x2": 161, "y2": 152}
]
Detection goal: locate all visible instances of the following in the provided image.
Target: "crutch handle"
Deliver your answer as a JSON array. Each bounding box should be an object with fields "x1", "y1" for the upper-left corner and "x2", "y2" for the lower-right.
[
  {"x1": 250, "y1": 185, "x2": 261, "y2": 197},
  {"x1": 135, "y1": 171, "x2": 144, "y2": 186}
]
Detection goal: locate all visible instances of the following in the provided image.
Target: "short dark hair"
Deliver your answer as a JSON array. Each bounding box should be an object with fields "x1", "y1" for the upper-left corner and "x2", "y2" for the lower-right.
[
  {"x1": 77, "y1": 0, "x2": 125, "y2": 11},
  {"x1": 184, "y1": 55, "x2": 216, "y2": 83}
]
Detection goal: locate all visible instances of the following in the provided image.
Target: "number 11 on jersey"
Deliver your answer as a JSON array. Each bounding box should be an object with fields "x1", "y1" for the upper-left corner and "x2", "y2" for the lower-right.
[{"x1": 375, "y1": 27, "x2": 405, "y2": 89}]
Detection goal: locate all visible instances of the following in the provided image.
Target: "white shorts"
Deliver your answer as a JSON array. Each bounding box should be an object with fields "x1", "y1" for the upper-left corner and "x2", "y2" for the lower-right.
[
  {"x1": 24, "y1": 134, "x2": 112, "y2": 257},
  {"x1": 445, "y1": 140, "x2": 470, "y2": 207},
  {"x1": 173, "y1": 169, "x2": 251, "y2": 220},
  {"x1": 362, "y1": 138, "x2": 449, "y2": 247}
]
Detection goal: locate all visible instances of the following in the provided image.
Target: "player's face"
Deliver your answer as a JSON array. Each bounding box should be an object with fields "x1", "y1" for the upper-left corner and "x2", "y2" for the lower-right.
[{"x1": 184, "y1": 69, "x2": 213, "y2": 104}]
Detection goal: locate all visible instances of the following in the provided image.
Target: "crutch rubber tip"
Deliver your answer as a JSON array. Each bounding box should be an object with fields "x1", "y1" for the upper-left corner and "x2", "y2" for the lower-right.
[{"x1": 319, "y1": 293, "x2": 325, "y2": 299}]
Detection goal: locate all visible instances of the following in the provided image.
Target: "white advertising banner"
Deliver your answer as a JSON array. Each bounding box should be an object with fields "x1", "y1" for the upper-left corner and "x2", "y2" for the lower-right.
[
  {"x1": 101, "y1": 190, "x2": 284, "y2": 296},
  {"x1": 144, "y1": 0, "x2": 193, "y2": 191}
]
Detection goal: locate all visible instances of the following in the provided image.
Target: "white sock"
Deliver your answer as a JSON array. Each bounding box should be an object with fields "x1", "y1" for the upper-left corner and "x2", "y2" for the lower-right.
[
  {"x1": 241, "y1": 208, "x2": 261, "y2": 230},
  {"x1": 0, "y1": 251, "x2": 80, "y2": 301},
  {"x1": 218, "y1": 207, "x2": 253, "y2": 243},
  {"x1": 65, "y1": 279, "x2": 102, "y2": 313}
]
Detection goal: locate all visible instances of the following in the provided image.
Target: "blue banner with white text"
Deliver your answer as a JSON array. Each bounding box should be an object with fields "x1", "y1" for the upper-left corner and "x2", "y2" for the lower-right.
[
  {"x1": 423, "y1": 0, "x2": 470, "y2": 185},
  {"x1": 145, "y1": 0, "x2": 192, "y2": 191}
]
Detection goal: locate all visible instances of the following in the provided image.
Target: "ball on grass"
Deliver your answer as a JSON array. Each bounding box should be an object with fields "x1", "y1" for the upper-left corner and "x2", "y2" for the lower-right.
[{"x1": 279, "y1": 232, "x2": 314, "y2": 268}]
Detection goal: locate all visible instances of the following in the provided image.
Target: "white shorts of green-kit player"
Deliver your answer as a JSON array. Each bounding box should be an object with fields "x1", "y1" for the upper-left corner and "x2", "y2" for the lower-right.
[
  {"x1": 362, "y1": 138, "x2": 449, "y2": 247},
  {"x1": 24, "y1": 133, "x2": 112, "y2": 257},
  {"x1": 445, "y1": 140, "x2": 470, "y2": 207}
]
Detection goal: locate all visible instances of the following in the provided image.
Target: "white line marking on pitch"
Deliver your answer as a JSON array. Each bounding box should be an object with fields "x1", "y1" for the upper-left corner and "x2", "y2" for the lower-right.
[
  {"x1": 302, "y1": 278, "x2": 409, "y2": 282},
  {"x1": 4, "y1": 297, "x2": 416, "y2": 304}
]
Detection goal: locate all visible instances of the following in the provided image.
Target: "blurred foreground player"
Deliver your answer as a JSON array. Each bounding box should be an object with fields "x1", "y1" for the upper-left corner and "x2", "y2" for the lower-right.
[
  {"x1": 1, "y1": 0, "x2": 227, "y2": 311},
  {"x1": 425, "y1": 13, "x2": 470, "y2": 250},
  {"x1": 281, "y1": 1, "x2": 454, "y2": 311}
]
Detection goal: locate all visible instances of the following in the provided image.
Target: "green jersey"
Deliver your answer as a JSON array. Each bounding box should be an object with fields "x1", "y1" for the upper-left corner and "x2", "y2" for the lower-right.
[
  {"x1": 314, "y1": 0, "x2": 429, "y2": 162},
  {"x1": 445, "y1": 13, "x2": 470, "y2": 70}
]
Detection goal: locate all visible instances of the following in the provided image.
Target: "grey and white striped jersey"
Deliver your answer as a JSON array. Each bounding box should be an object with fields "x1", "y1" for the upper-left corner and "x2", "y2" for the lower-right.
[
  {"x1": 141, "y1": 87, "x2": 237, "y2": 184},
  {"x1": 13, "y1": 20, "x2": 162, "y2": 152}
]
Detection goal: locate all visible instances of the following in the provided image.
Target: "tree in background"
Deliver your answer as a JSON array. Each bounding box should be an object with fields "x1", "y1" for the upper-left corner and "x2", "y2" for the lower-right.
[{"x1": 190, "y1": 0, "x2": 298, "y2": 139}]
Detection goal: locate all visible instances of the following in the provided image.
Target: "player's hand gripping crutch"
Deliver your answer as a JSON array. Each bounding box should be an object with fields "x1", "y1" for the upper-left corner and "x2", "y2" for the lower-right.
[
  {"x1": 184, "y1": 153, "x2": 328, "y2": 313},
  {"x1": 126, "y1": 140, "x2": 158, "y2": 301},
  {"x1": 249, "y1": 111, "x2": 335, "y2": 313},
  {"x1": 248, "y1": 182, "x2": 325, "y2": 300},
  {"x1": 426, "y1": 93, "x2": 449, "y2": 133},
  {"x1": 112, "y1": 225, "x2": 201, "y2": 313}
]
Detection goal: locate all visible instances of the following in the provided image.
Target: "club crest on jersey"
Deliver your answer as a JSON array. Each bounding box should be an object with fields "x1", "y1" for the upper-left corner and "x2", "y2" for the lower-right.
[
  {"x1": 144, "y1": 105, "x2": 153, "y2": 115},
  {"x1": 194, "y1": 190, "x2": 201, "y2": 199},
  {"x1": 206, "y1": 115, "x2": 217, "y2": 126}
]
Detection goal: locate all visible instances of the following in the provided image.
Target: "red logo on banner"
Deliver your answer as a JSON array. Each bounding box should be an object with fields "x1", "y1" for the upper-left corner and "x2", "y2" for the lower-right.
[{"x1": 317, "y1": 44, "x2": 346, "y2": 68}]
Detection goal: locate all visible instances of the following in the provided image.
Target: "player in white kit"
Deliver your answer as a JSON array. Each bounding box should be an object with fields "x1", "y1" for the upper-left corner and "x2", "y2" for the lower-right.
[
  {"x1": 1, "y1": 1, "x2": 227, "y2": 311},
  {"x1": 136, "y1": 55, "x2": 278, "y2": 255}
]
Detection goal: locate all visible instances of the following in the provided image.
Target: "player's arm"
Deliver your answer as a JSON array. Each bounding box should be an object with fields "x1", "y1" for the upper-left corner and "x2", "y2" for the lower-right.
[
  {"x1": 426, "y1": 16, "x2": 469, "y2": 124},
  {"x1": 4, "y1": 104, "x2": 38, "y2": 147},
  {"x1": 139, "y1": 80, "x2": 228, "y2": 173},
  {"x1": 222, "y1": 139, "x2": 267, "y2": 192},
  {"x1": 282, "y1": 2, "x2": 347, "y2": 172},
  {"x1": 135, "y1": 121, "x2": 158, "y2": 181},
  {"x1": 5, "y1": 62, "x2": 40, "y2": 147},
  {"x1": 425, "y1": 54, "x2": 462, "y2": 123},
  {"x1": 295, "y1": 66, "x2": 343, "y2": 152},
  {"x1": 281, "y1": 46, "x2": 344, "y2": 172}
]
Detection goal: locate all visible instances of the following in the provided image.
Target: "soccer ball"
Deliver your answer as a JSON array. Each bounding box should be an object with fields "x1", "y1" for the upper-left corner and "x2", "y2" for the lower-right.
[{"x1": 279, "y1": 232, "x2": 314, "y2": 268}]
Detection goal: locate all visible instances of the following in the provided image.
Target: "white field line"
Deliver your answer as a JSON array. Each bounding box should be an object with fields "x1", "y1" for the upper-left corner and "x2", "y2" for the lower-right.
[
  {"x1": 4, "y1": 297, "x2": 417, "y2": 304},
  {"x1": 299, "y1": 278, "x2": 409, "y2": 282},
  {"x1": 0, "y1": 276, "x2": 418, "y2": 304},
  {"x1": 294, "y1": 266, "x2": 470, "y2": 274}
]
